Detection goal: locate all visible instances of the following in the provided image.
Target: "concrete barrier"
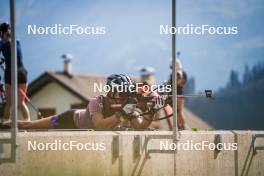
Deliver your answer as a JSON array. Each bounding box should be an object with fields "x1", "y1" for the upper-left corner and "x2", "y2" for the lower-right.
[{"x1": 0, "y1": 130, "x2": 263, "y2": 176}]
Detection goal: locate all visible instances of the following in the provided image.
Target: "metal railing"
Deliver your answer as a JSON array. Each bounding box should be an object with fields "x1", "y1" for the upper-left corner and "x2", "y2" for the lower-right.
[
  {"x1": 171, "y1": 0, "x2": 178, "y2": 143},
  {"x1": 145, "y1": 0, "x2": 178, "y2": 155}
]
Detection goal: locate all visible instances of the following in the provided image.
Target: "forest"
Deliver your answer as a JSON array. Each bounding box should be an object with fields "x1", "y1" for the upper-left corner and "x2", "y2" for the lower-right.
[{"x1": 186, "y1": 62, "x2": 264, "y2": 130}]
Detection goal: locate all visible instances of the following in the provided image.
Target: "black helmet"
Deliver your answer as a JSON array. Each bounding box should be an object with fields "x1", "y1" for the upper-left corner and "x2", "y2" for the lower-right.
[
  {"x1": 0, "y1": 22, "x2": 10, "y2": 33},
  {"x1": 106, "y1": 74, "x2": 134, "y2": 92}
]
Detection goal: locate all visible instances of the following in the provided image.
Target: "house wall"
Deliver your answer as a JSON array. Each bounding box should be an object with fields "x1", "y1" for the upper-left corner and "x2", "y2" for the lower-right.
[{"x1": 28, "y1": 82, "x2": 83, "y2": 120}]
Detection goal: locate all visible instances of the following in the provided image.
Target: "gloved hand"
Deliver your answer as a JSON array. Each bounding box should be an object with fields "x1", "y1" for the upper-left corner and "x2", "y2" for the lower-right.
[
  {"x1": 152, "y1": 96, "x2": 166, "y2": 110},
  {"x1": 121, "y1": 104, "x2": 140, "y2": 120}
]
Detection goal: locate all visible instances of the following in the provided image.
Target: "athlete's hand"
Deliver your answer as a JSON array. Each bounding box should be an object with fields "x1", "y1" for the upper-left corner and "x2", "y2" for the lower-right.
[
  {"x1": 153, "y1": 96, "x2": 166, "y2": 110},
  {"x1": 122, "y1": 104, "x2": 140, "y2": 120}
]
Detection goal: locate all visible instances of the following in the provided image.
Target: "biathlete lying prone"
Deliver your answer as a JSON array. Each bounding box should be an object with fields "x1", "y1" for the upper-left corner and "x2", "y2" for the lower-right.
[{"x1": 4, "y1": 74, "x2": 165, "y2": 130}]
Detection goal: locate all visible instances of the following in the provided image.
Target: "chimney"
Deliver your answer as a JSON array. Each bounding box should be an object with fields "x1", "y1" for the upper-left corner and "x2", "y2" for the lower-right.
[{"x1": 61, "y1": 54, "x2": 73, "y2": 75}]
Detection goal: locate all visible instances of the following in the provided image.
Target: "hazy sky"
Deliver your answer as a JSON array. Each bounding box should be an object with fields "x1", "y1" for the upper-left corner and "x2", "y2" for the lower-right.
[{"x1": 0, "y1": 0, "x2": 264, "y2": 91}]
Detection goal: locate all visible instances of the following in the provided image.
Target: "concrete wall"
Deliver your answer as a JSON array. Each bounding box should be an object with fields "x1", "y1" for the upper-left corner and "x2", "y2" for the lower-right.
[
  {"x1": 0, "y1": 131, "x2": 263, "y2": 176},
  {"x1": 29, "y1": 82, "x2": 83, "y2": 120}
]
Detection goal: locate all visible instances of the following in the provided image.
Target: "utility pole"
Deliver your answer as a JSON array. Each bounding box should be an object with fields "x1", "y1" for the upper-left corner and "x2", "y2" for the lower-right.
[
  {"x1": 172, "y1": 0, "x2": 178, "y2": 142},
  {"x1": 10, "y1": 0, "x2": 18, "y2": 162}
]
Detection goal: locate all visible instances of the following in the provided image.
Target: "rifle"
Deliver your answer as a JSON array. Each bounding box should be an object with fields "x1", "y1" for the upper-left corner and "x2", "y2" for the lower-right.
[{"x1": 103, "y1": 90, "x2": 214, "y2": 121}]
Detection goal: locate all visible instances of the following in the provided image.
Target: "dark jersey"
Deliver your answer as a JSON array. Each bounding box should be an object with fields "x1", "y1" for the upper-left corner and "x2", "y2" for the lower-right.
[
  {"x1": 168, "y1": 70, "x2": 187, "y2": 95},
  {"x1": 0, "y1": 40, "x2": 24, "y2": 72},
  {"x1": 167, "y1": 71, "x2": 187, "y2": 109}
]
